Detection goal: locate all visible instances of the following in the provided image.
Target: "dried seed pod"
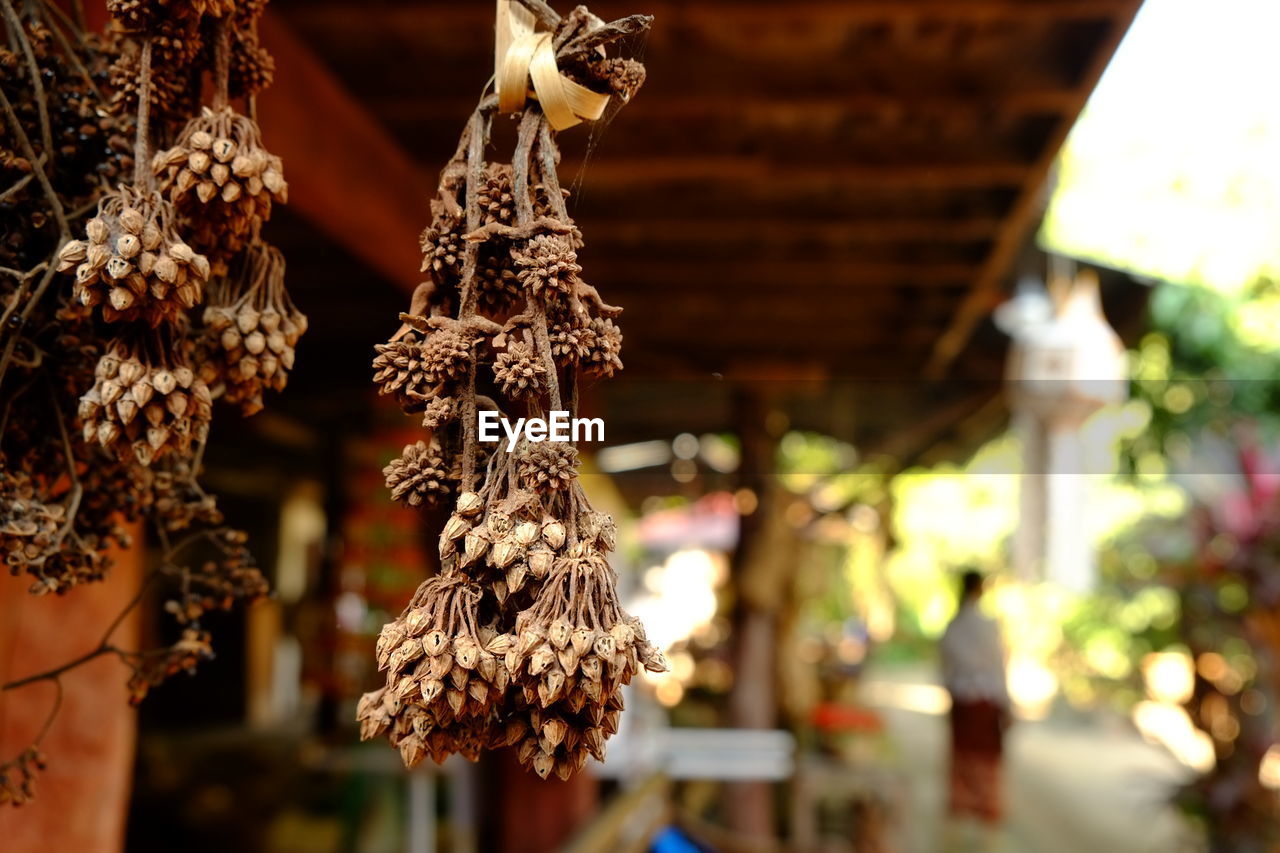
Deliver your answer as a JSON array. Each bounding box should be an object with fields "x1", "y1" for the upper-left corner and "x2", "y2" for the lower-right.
[
  {"x1": 457, "y1": 492, "x2": 483, "y2": 517},
  {"x1": 153, "y1": 107, "x2": 288, "y2": 262},
  {"x1": 79, "y1": 338, "x2": 211, "y2": 466},
  {"x1": 542, "y1": 519, "x2": 566, "y2": 550},
  {"x1": 197, "y1": 244, "x2": 306, "y2": 415},
  {"x1": 65, "y1": 187, "x2": 208, "y2": 325}
]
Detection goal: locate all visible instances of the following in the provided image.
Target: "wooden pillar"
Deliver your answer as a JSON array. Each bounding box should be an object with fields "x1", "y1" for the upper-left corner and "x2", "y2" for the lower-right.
[
  {"x1": 725, "y1": 388, "x2": 783, "y2": 839},
  {"x1": 484, "y1": 748, "x2": 599, "y2": 853},
  {"x1": 0, "y1": 530, "x2": 143, "y2": 852}
]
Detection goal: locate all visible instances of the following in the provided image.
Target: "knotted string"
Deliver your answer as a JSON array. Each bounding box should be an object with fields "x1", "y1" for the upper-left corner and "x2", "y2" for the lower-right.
[{"x1": 494, "y1": 0, "x2": 609, "y2": 130}]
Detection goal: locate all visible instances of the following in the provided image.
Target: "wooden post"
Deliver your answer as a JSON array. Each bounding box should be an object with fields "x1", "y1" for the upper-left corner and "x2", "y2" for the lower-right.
[
  {"x1": 725, "y1": 388, "x2": 783, "y2": 839},
  {"x1": 483, "y1": 748, "x2": 600, "y2": 853},
  {"x1": 0, "y1": 527, "x2": 143, "y2": 852}
]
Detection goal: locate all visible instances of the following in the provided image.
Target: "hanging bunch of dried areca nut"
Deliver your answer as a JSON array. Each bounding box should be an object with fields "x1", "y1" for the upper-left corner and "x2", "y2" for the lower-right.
[
  {"x1": 358, "y1": 0, "x2": 664, "y2": 780},
  {"x1": 1, "y1": 0, "x2": 293, "y2": 805}
]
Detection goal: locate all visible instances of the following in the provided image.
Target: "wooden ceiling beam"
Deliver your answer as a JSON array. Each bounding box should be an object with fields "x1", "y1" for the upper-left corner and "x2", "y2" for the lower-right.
[
  {"x1": 284, "y1": 1, "x2": 1136, "y2": 26},
  {"x1": 589, "y1": 259, "x2": 978, "y2": 286},
  {"x1": 924, "y1": 0, "x2": 1143, "y2": 378},
  {"x1": 370, "y1": 90, "x2": 1084, "y2": 124},
  {"x1": 675, "y1": 1, "x2": 1136, "y2": 22},
  {"x1": 564, "y1": 158, "x2": 1030, "y2": 188},
  {"x1": 255, "y1": 11, "x2": 430, "y2": 294},
  {"x1": 585, "y1": 218, "x2": 1002, "y2": 244}
]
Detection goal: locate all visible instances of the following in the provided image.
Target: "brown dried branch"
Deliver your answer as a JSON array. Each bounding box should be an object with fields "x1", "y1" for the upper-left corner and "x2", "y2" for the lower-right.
[
  {"x1": 36, "y1": 0, "x2": 105, "y2": 104},
  {"x1": 559, "y1": 14, "x2": 653, "y2": 61},
  {"x1": 0, "y1": 0, "x2": 55, "y2": 169},
  {"x1": 511, "y1": 0, "x2": 562, "y2": 29},
  {"x1": 0, "y1": 84, "x2": 68, "y2": 238}
]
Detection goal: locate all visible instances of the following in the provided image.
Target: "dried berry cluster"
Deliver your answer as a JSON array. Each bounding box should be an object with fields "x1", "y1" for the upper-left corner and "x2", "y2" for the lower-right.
[
  {"x1": 153, "y1": 105, "x2": 288, "y2": 267},
  {"x1": 359, "y1": 2, "x2": 662, "y2": 780},
  {"x1": 197, "y1": 242, "x2": 305, "y2": 415},
  {"x1": 1, "y1": 0, "x2": 286, "y2": 806},
  {"x1": 0, "y1": 748, "x2": 45, "y2": 807},
  {"x1": 59, "y1": 184, "x2": 210, "y2": 324},
  {"x1": 79, "y1": 336, "x2": 213, "y2": 465},
  {"x1": 107, "y1": 0, "x2": 274, "y2": 125}
]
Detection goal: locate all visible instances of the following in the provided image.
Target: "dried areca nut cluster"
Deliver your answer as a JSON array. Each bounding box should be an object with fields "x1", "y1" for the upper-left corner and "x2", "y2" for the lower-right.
[
  {"x1": 507, "y1": 554, "x2": 667, "y2": 780},
  {"x1": 517, "y1": 441, "x2": 580, "y2": 494},
  {"x1": 384, "y1": 438, "x2": 455, "y2": 508},
  {"x1": 226, "y1": 0, "x2": 274, "y2": 99},
  {"x1": 126, "y1": 627, "x2": 214, "y2": 704},
  {"x1": 359, "y1": 1, "x2": 657, "y2": 779},
  {"x1": 58, "y1": 186, "x2": 209, "y2": 324},
  {"x1": 198, "y1": 243, "x2": 306, "y2": 415},
  {"x1": 361, "y1": 441, "x2": 666, "y2": 777},
  {"x1": 107, "y1": 35, "x2": 198, "y2": 126},
  {"x1": 492, "y1": 337, "x2": 547, "y2": 398},
  {"x1": 1, "y1": 460, "x2": 132, "y2": 595},
  {"x1": 79, "y1": 338, "x2": 213, "y2": 466},
  {"x1": 0, "y1": 748, "x2": 47, "y2": 806},
  {"x1": 360, "y1": 580, "x2": 512, "y2": 757},
  {"x1": 372, "y1": 313, "x2": 498, "y2": 414},
  {"x1": 547, "y1": 309, "x2": 623, "y2": 379},
  {"x1": 107, "y1": 0, "x2": 233, "y2": 33},
  {"x1": 1, "y1": 473, "x2": 64, "y2": 573},
  {"x1": 147, "y1": 459, "x2": 222, "y2": 532},
  {"x1": 154, "y1": 107, "x2": 287, "y2": 262}
]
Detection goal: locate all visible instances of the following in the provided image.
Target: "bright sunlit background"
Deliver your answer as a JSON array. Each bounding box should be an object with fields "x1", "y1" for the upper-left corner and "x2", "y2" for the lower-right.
[{"x1": 1042, "y1": 0, "x2": 1280, "y2": 294}]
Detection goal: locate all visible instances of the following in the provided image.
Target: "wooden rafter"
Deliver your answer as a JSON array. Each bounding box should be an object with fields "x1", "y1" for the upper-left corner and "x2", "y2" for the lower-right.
[
  {"x1": 256, "y1": 11, "x2": 432, "y2": 294},
  {"x1": 584, "y1": 218, "x2": 1003, "y2": 244},
  {"x1": 371, "y1": 90, "x2": 1087, "y2": 123},
  {"x1": 565, "y1": 159, "x2": 1030, "y2": 188},
  {"x1": 924, "y1": 0, "x2": 1144, "y2": 378}
]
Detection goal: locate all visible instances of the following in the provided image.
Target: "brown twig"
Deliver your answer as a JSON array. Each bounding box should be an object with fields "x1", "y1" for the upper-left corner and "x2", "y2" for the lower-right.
[
  {"x1": 0, "y1": 84, "x2": 68, "y2": 237},
  {"x1": 212, "y1": 18, "x2": 231, "y2": 111},
  {"x1": 1, "y1": 0, "x2": 54, "y2": 170},
  {"x1": 132, "y1": 38, "x2": 153, "y2": 189},
  {"x1": 559, "y1": 14, "x2": 653, "y2": 60},
  {"x1": 37, "y1": 0, "x2": 104, "y2": 104},
  {"x1": 0, "y1": 165, "x2": 38, "y2": 204},
  {"x1": 1, "y1": 644, "x2": 128, "y2": 692},
  {"x1": 512, "y1": 109, "x2": 563, "y2": 412},
  {"x1": 511, "y1": 0, "x2": 561, "y2": 29}
]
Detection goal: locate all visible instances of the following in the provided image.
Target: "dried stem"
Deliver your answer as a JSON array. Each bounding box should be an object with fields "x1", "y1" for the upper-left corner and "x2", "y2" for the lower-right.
[
  {"x1": 457, "y1": 110, "x2": 489, "y2": 492},
  {"x1": 0, "y1": 85, "x2": 68, "y2": 237},
  {"x1": 212, "y1": 18, "x2": 231, "y2": 111},
  {"x1": 37, "y1": 0, "x2": 104, "y2": 104},
  {"x1": 512, "y1": 109, "x2": 563, "y2": 411},
  {"x1": 1, "y1": 0, "x2": 54, "y2": 169},
  {"x1": 132, "y1": 38, "x2": 154, "y2": 189},
  {"x1": 0, "y1": 165, "x2": 37, "y2": 204},
  {"x1": 511, "y1": 0, "x2": 561, "y2": 29},
  {"x1": 559, "y1": 14, "x2": 653, "y2": 60},
  {"x1": 0, "y1": 644, "x2": 127, "y2": 692}
]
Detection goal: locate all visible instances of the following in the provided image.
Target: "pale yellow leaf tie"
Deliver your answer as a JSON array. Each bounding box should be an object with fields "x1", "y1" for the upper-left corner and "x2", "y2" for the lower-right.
[{"x1": 494, "y1": 0, "x2": 610, "y2": 130}]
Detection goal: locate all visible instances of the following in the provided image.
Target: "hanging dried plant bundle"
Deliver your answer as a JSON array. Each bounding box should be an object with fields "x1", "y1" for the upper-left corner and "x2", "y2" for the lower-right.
[
  {"x1": 107, "y1": 32, "x2": 199, "y2": 125},
  {"x1": 384, "y1": 438, "x2": 455, "y2": 508},
  {"x1": 359, "y1": 0, "x2": 661, "y2": 778},
  {"x1": 1, "y1": 0, "x2": 287, "y2": 805},
  {"x1": 197, "y1": 242, "x2": 306, "y2": 415},
  {"x1": 79, "y1": 333, "x2": 213, "y2": 466},
  {"x1": 153, "y1": 106, "x2": 287, "y2": 262},
  {"x1": 107, "y1": 0, "x2": 233, "y2": 34},
  {"x1": 59, "y1": 184, "x2": 210, "y2": 324}
]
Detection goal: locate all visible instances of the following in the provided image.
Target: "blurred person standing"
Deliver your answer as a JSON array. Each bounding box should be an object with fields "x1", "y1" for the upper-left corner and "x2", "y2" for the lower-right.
[{"x1": 939, "y1": 570, "x2": 1010, "y2": 850}]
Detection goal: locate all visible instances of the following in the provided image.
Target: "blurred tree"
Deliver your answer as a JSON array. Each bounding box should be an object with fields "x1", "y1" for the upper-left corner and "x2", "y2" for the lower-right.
[{"x1": 1122, "y1": 281, "x2": 1280, "y2": 851}]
